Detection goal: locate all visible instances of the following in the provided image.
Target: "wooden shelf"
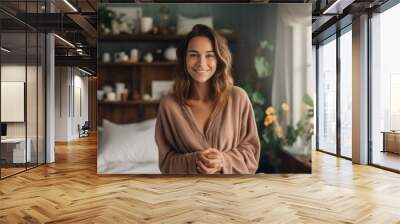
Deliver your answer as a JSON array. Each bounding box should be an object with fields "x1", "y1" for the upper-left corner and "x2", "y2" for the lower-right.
[
  {"x1": 98, "y1": 32, "x2": 237, "y2": 42},
  {"x1": 99, "y1": 61, "x2": 177, "y2": 67},
  {"x1": 99, "y1": 100, "x2": 160, "y2": 105}
]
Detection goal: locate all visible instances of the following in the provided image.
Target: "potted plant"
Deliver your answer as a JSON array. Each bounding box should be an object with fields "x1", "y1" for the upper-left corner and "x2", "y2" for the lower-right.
[{"x1": 240, "y1": 39, "x2": 314, "y2": 173}]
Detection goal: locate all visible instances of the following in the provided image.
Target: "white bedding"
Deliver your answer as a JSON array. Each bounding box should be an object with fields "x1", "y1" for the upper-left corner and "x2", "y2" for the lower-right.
[
  {"x1": 97, "y1": 119, "x2": 161, "y2": 174},
  {"x1": 98, "y1": 161, "x2": 161, "y2": 174}
]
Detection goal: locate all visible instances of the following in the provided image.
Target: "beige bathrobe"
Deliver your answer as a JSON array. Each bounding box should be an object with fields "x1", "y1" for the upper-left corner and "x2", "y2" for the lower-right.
[{"x1": 155, "y1": 86, "x2": 260, "y2": 174}]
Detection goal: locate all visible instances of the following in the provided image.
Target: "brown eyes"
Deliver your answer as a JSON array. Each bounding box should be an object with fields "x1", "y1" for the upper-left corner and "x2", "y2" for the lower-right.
[{"x1": 188, "y1": 54, "x2": 215, "y2": 58}]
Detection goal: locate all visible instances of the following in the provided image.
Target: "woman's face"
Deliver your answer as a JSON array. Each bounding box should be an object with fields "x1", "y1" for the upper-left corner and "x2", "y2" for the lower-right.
[{"x1": 186, "y1": 36, "x2": 217, "y2": 84}]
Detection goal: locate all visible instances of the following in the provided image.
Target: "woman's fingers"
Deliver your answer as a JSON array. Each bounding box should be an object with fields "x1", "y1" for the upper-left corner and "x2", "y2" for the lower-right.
[
  {"x1": 204, "y1": 153, "x2": 219, "y2": 159},
  {"x1": 203, "y1": 148, "x2": 219, "y2": 154},
  {"x1": 203, "y1": 148, "x2": 221, "y2": 158},
  {"x1": 198, "y1": 148, "x2": 223, "y2": 171},
  {"x1": 198, "y1": 152, "x2": 210, "y2": 164},
  {"x1": 201, "y1": 152, "x2": 223, "y2": 168},
  {"x1": 201, "y1": 148, "x2": 215, "y2": 155},
  {"x1": 196, "y1": 160, "x2": 217, "y2": 174}
]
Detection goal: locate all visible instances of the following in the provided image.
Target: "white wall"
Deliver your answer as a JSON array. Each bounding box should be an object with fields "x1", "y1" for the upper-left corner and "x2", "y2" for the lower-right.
[
  {"x1": 55, "y1": 67, "x2": 89, "y2": 141},
  {"x1": 55, "y1": 67, "x2": 69, "y2": 141},
  {"x1": 1, "y1": 65, "x2": 36, "y2": 137}
]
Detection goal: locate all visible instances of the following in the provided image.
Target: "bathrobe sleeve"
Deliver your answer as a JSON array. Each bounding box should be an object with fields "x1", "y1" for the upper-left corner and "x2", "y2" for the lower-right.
[
  {"x1": 155, "y1": 97, "x2": 199, "y2": 174},
  {"x1": 221, "y1": 90, "x2": 261, "y2": 174}
]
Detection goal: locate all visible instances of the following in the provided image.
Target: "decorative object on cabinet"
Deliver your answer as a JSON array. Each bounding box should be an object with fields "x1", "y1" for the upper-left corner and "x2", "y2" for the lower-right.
[
  {"x1": 152, "y1": 80, "x2": 174, "y2": 100},
  {"x1": 114, "y1": 52, "x2": 129, "y2": 62},
  {"x1": 158, "y1": 6, "x2": 171, "y2": 35},
  {"x1": 140, "y1": 17, "x2": 154, "y2": 33},
  {"x1": 177, "y1": 15, "x2": 213, "y2": 35},
  {"x1": 142, "y1": 94, "x2": 152, "y2": 100},
  {"x1": 106, "y1": 7, "x2": 143, "y2": 34},
  {"x1": 115, "y1": 82, "x2": 126, "y2": 101},
  {"x1": 103, "y1": 85, "x2": 113, "y2": 94},
  {"x1": 143, "y1": 53, "x2": 154, "y2": 63},
  {"x1": 98, "y1": 5, "x2": 116, "y2": 33},
  {"x1": 102, "y1": 52, "x2": 111, "y2": 62},
  {"x1": 164, "y1": 45, "x2": 177, "y2": 61},
  {"x1": 97, "y1": 90, "x2": 105, "y2": 100},
  {"x1": 151, "y1": 26, "x2": 160, "y2": 35},
  {"x1": 130, "y1": 48, "x2": 139, "y2": 62},
  {"x1": 121, "y1": 90, "x2": 129, "y2": 102},
  {"x1": 155, "y1": 48, "x2": 163, "y2": 61},
  {"x1": 107, "y1": 92, "x2": 116, "y2": 101}
]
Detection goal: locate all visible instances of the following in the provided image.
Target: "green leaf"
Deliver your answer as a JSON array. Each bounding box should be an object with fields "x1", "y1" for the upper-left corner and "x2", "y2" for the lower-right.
[
  {"x1": 242, "y1": 82, "x2": 254, "y2": 95},
  {"x1": 262, "y1": 131, "x2": 270, "y2": 144},
  {"x1": 285, "y1": 125, "x2": 297, "y2": 146},
  {"x1": 260, "y1": 40, "x2": 268, "y2": 49},
  {"x1": 303, "y1": 94, "x2": 314, "y2": 107},
  {"x1": 251, "y1": 92, "x2": 265, "y2": 105},
  {"x1": 259, "y1": 40, "x2": 274, "y2": 52},
  {"x1": 266, "y1": 42, "x2": 274, "y2": 51},
  {"x1": 254, "y1": 106, "x2": 264, "y2": 123},
  {"x1": 254, "y1": 57, "x2": 271, "y2": 78}
]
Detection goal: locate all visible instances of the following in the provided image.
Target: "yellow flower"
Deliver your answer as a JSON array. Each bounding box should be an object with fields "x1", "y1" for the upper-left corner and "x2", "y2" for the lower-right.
[
  {"x1": 264, "y1": 115, "x2": 274, "y2": 126},
  {"x1": 275, "y1": 125, "x2": 283, "y2": 138},
  {"x1": 281, "y1": 103, "x2": 289, "y2": 112},
  {"x1": 265, "y1": 106, "x2": 275, "y2": 115}
]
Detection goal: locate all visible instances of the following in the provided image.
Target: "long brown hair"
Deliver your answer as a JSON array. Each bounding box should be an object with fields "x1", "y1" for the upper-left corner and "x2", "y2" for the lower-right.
[{"x1": 173, "y1": 24, "x2": 233, "y2": 106}]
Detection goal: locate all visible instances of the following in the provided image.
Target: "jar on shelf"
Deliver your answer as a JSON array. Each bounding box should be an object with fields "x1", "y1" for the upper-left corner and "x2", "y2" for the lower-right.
[{"x1": 158, "y1": 6, "x2": 170, "y2": 35}]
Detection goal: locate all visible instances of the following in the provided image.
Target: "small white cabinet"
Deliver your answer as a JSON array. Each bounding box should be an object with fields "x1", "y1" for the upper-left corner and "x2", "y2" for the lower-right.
[{"x1": 1, "y1": 138, "x2": 32, "y2": 163}]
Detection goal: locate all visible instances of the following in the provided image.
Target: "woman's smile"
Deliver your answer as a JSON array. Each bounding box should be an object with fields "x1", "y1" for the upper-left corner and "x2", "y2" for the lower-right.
[{"x1": 194, "y1": 68, "x2": 211, "y2": 74}]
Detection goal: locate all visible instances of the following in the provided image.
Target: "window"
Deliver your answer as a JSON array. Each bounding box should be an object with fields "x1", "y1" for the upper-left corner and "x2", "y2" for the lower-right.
[
  {"x1": 339, "y1": 28, "x2": 352, "y2": 158},
  {"x1": 371, "y1": 2, "x2": 400, "y2": 171},
  {"x1": 317, "y1": 36, "x2": 337, "y2": 154}
]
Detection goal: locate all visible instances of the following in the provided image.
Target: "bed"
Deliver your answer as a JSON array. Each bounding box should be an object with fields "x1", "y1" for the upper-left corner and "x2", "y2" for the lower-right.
[{"x1": 97, "y1": 118, "x2": 161, "y2": 174}]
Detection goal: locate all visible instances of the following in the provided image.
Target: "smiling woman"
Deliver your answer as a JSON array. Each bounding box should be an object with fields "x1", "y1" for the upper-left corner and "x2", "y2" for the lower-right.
[{"x1": 155, "y1": 24, "x2": 260, "y2": 175}]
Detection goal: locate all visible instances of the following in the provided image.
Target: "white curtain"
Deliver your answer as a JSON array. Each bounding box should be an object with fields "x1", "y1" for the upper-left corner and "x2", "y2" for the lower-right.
[{"x1": 271, "y1": 4, "x2": 312, "y2": 125}]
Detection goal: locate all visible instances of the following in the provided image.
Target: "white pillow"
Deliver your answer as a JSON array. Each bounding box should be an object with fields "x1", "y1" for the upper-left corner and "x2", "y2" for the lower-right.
[
  {"x1": 103, "y1": 118, "x2": 156, "y2": 131},
  {"x1": 101, "y1": 119, "x2": 156, "y2": 145},
  {"x1": 100, "y1": 119, "x2": 158, "y2": 164},
  {"x1": 177, "y1": 15, "x2": 213, "y2": 35}
]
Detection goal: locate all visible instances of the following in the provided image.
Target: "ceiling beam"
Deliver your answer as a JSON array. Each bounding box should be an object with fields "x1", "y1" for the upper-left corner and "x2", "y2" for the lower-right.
[
  {"x1": 55, "y1": 55, "x2": 96, "y2": 71},
  {"x1": 67, "y1": 13, "x2": 97, "y2": 40},
  {"x1": 322, "y1": 0, "x2": 356, "y2": 14}
]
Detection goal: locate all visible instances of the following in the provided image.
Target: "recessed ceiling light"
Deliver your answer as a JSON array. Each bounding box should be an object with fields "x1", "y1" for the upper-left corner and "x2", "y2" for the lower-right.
[
  {"x1": 78, "y1": 67, "x2": 93, "y2": 76},
  {"x1": 322, "y1": 0, "x2": 354, "y2": 15},
  {"x1": 54, "y1": 34, "x2": 75, "y2": 48},
  {"x1": 1, "y1": 47, "x2": 11, "y2": 53},
  {"x1": 63, "y1": 0, "x2": 78, "y2": 12}
]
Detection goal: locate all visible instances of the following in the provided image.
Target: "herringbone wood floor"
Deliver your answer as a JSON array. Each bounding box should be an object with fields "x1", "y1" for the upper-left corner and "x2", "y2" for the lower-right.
[{"x1": 1, "y1": 135, "x2": 400, "y2": 224}]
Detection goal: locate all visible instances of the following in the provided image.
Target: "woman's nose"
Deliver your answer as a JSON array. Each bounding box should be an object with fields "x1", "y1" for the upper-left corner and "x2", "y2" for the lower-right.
[{"x1": 196, "y1": 55, "x2": 207, "y2": 66}]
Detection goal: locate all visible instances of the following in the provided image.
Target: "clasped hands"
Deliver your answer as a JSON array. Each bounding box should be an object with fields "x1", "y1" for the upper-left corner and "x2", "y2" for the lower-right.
[{"x1": 196, "y1": 148, "x2": 224, "y2": 174}]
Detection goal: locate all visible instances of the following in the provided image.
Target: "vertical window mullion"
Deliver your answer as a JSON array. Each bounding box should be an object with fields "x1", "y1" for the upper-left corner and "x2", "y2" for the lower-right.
[
  {"x1": 337, "y1": 29, "x2": 341, "y2": 157},
  {"x1": 25, "y1": 0, "x2": 28, "y2": 171},
  {"x1": 316, "y1": 44, "x2": 320, "y2": 150}
]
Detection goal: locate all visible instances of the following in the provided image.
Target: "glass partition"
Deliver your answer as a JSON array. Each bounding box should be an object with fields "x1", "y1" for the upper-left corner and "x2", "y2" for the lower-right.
[
  {"x1": 0, "y1": 1, "x2": 46, "y2": 179},
  {"x1": 1, "y1": 30, "x2": 28, "y2": 177}
]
